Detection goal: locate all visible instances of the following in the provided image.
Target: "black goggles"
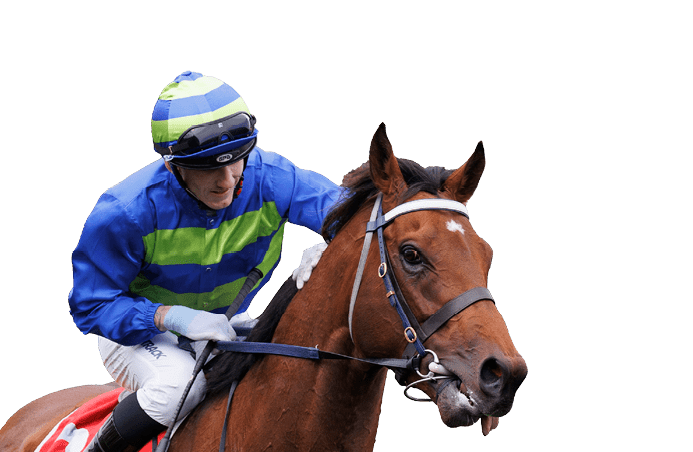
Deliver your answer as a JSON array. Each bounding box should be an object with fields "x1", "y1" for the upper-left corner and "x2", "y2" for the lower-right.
[
  {"x1": 168, "y1": 138, "x2": 256, "y2": 170},
  {"x1": 170, "y1": 112, "x2": 256, "y2": 156}
]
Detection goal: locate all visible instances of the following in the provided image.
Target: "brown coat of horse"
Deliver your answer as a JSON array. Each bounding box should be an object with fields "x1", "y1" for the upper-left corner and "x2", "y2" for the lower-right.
[{"x1": 0, "y1": 124, "x2": 527, "y2": 451}]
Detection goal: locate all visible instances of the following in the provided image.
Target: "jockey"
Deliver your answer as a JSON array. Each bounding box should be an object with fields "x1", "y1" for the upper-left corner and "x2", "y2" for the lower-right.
[{"x1": 68, "y1": 71, "x2": 340, "y2": 452}]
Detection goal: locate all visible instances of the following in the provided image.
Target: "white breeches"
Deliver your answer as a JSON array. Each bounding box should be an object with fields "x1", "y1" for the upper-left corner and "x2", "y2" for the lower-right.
[{"x1": 98, "y1": 331, "x2": 207, "y2": 426}]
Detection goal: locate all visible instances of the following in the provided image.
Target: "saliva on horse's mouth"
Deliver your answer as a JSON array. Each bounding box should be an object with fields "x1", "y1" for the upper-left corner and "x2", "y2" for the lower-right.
[{"x1": 434, "y1": 378, "x2": 474, "y2": 406}]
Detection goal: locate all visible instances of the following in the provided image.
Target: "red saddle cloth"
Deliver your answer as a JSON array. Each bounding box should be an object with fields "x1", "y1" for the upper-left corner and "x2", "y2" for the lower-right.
[{"x1": 36, "y1": 387, "x2": 164, "y2": 452}]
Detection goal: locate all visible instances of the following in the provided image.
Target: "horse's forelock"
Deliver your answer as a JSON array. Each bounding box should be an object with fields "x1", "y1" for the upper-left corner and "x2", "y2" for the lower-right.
[{"x1": 321, "y1": 159, "x2": 452, "y2": 242}]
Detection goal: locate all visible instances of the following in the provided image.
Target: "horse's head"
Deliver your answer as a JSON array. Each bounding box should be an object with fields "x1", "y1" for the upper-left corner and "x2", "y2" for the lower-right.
[{"x1": 345, "y1": 124, "x2": 527, "y2": 432}]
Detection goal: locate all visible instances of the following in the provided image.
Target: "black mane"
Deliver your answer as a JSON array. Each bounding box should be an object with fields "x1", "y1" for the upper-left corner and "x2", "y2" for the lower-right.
[
  {"x1": 205, "y1": 159, "x2": 453, "y2": 396},
  {"x1": 205, "y1": 277, "x2": 298, "y2": 396}
]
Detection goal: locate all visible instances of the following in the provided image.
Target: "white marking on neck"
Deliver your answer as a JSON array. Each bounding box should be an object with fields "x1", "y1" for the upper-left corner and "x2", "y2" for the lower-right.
[{"x1": 446, "y1": 220, "x2": 465, "y2": 235}]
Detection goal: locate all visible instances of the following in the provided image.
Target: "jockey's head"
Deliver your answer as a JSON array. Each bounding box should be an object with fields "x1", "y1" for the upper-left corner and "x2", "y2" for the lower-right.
[{"x1": 151, "y1": 71, "x2": 257, "y2": 209}]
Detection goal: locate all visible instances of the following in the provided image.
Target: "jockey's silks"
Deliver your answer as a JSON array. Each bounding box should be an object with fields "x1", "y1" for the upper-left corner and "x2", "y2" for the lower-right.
[{"x1": 69, "y1": 148, "x2": 340, "y2": 346}]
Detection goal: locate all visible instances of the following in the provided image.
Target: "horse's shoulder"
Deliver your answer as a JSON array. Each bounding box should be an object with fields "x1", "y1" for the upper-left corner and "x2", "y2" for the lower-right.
[{"x1": 169, "y1": 389, "x2": 229, "y2": 450}]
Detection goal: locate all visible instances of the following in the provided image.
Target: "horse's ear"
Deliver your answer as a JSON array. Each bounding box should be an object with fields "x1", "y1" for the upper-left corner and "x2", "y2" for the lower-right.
[
  {"x1": 369, "y1": 123, "x2": 406, "y2": 198},
  {"x1": 442, "y1": 141, "x2": 485, "y2": 204}
]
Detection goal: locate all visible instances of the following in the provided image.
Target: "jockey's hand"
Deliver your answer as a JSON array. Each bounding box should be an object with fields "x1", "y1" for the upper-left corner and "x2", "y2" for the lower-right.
[
  {"x1": 229, "y1": 311, "x2": 259, "y2": 331},
  {"x1": 292, "y1": 242, "x2": 328, "y2": 289},
  {"x1": 163, "y1": 306, "x2": 237, "y2": 342}
]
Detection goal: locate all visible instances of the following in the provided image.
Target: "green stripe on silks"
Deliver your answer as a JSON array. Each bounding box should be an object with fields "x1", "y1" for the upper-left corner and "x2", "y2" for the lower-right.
[
  {"x1": 151, "y1": 96, "x2": 250, "y2": 144},
  {"x1": 142, "y1": 202, "x2": 282, "y2": 267},
  {"x1": 130, "y1": 222, "x2": 286, "y2": 312}
]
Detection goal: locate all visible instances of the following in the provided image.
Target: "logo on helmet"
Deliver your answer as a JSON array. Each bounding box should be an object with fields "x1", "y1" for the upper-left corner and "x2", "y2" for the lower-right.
[{"x1": 216, "y1": 153, "x2": 233, "y2": 163}]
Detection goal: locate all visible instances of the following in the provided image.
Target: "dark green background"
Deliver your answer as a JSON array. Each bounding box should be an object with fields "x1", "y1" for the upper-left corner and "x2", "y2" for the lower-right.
[{"x1": 0, "y1": 1, "x2": 692, "y2": 451}]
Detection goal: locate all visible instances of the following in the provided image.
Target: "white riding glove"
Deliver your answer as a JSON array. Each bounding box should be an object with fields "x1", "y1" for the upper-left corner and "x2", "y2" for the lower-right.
[
  {"x1": 188, "y1": 312, "x2": 257, "y2": 359},
  {"x1": 229, "y1": 311, "x2": 259, "y2": 330},
  {"x1": 291, "y1": 242, "x2": 328, "y2": 289},
  {"x1": 163, "y1": 306, "x2": 237, "y2": 342}
]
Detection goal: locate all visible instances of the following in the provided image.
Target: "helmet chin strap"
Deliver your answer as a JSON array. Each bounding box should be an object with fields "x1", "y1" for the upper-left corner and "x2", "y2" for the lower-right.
[{"x1": 170, "y1": 164, "x2": 214, "y2": 211}]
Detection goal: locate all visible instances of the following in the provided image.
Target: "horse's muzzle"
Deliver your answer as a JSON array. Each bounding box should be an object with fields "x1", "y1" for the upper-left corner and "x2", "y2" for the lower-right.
[{"x1": 433, "y1": 353, "x2": 528, "y2": 427}]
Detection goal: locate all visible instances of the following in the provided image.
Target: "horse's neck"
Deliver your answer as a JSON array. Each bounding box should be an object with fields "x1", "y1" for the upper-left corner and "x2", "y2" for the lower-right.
[
  {"x1": 258, "y1": 233, "x2": 386, "y2": 444},
  {"x1": 237, "y1": 236, "x2": 389, "y2": 449},
  {"x1": 269, "y1": 207, "x2": 373, "y2": 356},
  {"x1": 179, "y1": 220, "x2": 390, "y2": 451}
]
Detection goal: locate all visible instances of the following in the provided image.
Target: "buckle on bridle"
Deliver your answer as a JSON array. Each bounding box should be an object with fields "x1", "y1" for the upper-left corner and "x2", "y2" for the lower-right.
[
  {"x1": 404, "y1": 326, "x2": 417, "y2": 343},
  {"x1": 378, "y1": 262, "x2": 387, "y2": 278}
]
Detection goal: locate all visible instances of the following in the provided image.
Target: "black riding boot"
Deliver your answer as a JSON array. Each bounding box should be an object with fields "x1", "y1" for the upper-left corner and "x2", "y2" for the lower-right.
[{"x1": 86, "y1": 391, "x2": 166, "y2": 452}]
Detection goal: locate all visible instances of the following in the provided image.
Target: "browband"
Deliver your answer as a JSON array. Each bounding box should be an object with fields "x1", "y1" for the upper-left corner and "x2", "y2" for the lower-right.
[{"x1": 366, "y1": 198, "x2": 468, "y2": 232}]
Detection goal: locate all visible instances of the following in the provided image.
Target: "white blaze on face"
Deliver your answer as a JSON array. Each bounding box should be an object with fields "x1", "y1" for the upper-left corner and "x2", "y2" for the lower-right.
[{"x1": 446, "y1": 220, "x2": 465, "y2": 235}]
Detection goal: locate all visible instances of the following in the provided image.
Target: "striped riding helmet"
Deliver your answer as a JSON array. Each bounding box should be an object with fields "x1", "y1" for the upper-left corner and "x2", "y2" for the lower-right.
[{"x1": 151, "y1": 71, "x2": 258, "y2": 170}]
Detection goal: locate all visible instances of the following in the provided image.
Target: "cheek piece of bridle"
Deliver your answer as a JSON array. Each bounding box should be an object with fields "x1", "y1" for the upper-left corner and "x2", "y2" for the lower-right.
[{"x1": 348, "y1": 193, "x2": 495, "y2": 393}]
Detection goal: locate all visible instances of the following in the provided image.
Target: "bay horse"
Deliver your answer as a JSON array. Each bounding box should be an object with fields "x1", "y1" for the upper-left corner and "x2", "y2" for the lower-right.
[{"x1": 0, "y1": 123, "x2": 527, "y2": 451}]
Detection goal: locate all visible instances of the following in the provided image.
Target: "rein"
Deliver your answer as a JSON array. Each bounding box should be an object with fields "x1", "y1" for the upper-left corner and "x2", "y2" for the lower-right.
[{"x1": 213, "y1": 193, "x2": 494, "y2": 394}]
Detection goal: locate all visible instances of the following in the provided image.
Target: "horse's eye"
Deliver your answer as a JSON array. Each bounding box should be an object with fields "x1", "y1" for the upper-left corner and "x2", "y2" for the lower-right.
[{"x1": 401, "y1": 246, "x2": 422, "y2": 265}]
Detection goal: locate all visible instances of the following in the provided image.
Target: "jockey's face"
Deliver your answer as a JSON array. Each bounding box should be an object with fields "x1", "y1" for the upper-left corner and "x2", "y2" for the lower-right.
[{"x1": 166, "y1": 159, "x2": 244, "y2": 210}]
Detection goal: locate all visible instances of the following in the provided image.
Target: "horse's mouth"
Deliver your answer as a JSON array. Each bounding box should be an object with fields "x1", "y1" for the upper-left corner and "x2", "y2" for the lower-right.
[
  {"x1": 434, "y1": 377, "x2": 483, "y2": 427},
  {"x1": 432, "y1": 378, "x2": 498, "y2": 436}
]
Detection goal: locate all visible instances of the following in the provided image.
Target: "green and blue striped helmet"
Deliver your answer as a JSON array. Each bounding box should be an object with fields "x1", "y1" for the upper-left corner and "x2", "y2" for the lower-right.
[{"x1": 152, "y1": 71, "x2": 258, "y2": 169}]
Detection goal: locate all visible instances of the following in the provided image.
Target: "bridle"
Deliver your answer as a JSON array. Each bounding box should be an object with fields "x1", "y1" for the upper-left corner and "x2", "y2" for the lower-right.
[
  {"x1": 213, "y1": 193, "x2": 495, "y2": 390},
  {"x1": 164, "y1": 193, "x2": 498, "y2": 452},
  {"x1": 213, "y1": 192, "x2": 495, "y2": 399},
  {"x1": 349, "y1": 193, "x2": 495, "y2": 395}
]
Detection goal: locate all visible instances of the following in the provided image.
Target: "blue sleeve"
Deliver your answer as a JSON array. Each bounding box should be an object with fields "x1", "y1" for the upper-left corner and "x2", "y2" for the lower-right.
[
  {"x1": 68, "y1": 193, "x2": 163, "y2": 346},
  {"x1": 265, "y1": 152, "x2": 342, "y2": 232}
]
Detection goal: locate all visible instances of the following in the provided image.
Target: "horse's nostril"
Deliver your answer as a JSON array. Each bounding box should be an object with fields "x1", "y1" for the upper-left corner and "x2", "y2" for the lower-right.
[{"x1": 479, "y1": 358, "x2": 506, "y2": 397}]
